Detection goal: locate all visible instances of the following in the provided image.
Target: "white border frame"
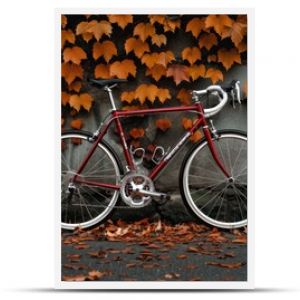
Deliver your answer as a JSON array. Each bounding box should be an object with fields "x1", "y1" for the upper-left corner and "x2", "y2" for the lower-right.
[{"x1": 55, "y1": 7, "x2": 254, "y2": 289}]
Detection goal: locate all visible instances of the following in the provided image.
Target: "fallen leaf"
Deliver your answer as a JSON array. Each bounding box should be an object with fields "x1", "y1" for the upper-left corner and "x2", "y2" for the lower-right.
[
  {"x1": 217, "y1": 48, "x2": 241, "y2": 70},
  {"x1": 206, "y1": 262, "x2": 246, "y2": 269},
  {"x1": 63, "y1": 274, "x2": 86, "y2": 281},
  {"x1": 87, "y1": 270, "x2": 106, "y2": 280},
  {"x1": 108, "y1": 15, "x2": 133, "y2": 30},
  {"x1": 182, "y1": 47, "x2": 201, "y2": 65},
  {"x1": 166, "y1": 64, "x2": 190, "y2": 85},
  {"x1": 63, "y1": 46, "x2": 87, "y2": 65},
  {"x1": 176, "y1": 254, "x2": 187, "y2": 259}
]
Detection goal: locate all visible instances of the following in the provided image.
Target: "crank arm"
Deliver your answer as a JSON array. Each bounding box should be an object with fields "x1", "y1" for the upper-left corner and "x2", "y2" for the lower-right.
[{"x1": 137, "y1": 189, "x2": 171, "y2": 201}]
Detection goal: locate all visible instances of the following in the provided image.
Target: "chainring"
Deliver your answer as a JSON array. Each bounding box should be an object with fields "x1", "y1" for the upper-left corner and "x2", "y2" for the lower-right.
[{"x1": 120, "y1": 173, "x2": 154, "y2": 208}]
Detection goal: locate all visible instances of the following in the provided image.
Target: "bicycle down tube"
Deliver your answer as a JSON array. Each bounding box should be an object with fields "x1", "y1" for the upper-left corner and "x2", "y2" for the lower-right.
[{"x1": 72, "y1": 102, "x2": 230, "y2": 190}]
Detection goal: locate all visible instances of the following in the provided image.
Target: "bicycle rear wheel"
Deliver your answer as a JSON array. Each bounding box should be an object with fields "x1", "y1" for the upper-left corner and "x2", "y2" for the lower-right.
[
  {"x1": 61, "y1": 131, "x2": 121, "y2": 230},
  {"x1": 180, "y1": 130, "x2": 247, "y2": 229}
]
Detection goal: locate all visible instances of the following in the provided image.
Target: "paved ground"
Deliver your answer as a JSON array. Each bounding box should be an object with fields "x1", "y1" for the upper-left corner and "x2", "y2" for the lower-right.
[{"x1": 61, "y1": 224, "x2": 247, "y2": 282}]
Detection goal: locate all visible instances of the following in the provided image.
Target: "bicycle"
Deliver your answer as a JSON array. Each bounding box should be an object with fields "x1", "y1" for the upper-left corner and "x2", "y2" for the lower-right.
[{"x1": 61, "y1": 79, "x2": 247, "y2": 230}]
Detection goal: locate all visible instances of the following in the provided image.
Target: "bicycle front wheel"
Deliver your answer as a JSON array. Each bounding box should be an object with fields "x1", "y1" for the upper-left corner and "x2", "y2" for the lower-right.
[
  {"x1": 180, "y1": 130, "x2": 247, "y2": 229},
  {"x1": 61, "y1": 131, "x2": 121, "y2": 230}
]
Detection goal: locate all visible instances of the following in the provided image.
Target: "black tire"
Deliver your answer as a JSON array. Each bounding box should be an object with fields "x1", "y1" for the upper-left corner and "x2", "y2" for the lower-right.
[{"x1": 179, "y1": 129, "x2": 247, "y2": 229}]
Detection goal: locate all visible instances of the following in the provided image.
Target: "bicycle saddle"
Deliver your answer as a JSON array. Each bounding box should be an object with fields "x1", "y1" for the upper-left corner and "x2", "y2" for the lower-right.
[{"x1": 89, "y1": 78, "x2": 127, "y2": 87}]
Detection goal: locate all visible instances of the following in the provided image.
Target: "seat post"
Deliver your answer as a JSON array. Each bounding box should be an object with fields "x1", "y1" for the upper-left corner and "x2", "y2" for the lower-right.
[{"x1": 103, "y1": 86, "x2": 117, "y2": 111}]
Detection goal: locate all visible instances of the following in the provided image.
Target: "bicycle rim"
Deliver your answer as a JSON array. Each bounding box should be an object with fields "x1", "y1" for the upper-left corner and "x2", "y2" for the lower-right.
[{"x1": 182, "y1": 133, "x2": 247, "y2": 229}]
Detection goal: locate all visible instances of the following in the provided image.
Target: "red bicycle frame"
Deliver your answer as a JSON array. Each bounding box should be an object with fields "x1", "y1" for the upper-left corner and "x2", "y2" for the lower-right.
[{"x1": 72, "y1": 102, "x2": 230, "y2": 190}]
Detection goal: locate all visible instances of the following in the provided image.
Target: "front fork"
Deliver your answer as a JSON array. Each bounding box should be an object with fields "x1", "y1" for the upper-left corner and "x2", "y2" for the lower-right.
[{"x1": 202, "y1": 120, "x2": 231, "y2": 179}]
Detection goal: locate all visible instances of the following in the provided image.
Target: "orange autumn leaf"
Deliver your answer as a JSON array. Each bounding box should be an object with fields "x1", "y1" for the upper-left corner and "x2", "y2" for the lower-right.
[
  {"x1": 135, "y1": 84, "x2": 158, "y2": 104},
  {"x1": 133, "y1": 23, "x2": 156, "y2": 42},
  {"x1": 166, "y1": 64, "x2": 190, "y2": 85},
  {"x1": 141, "y1": 53, "x2": 158, "y2": 69},
  {"x1": 182, "y1": 47, "x2": 201, "y2": 65},
  {"x1": 61, "y1": 29, "x2": 75, "y2": 47},
  {"x1": 110, "y1": 59, "x2": 136, "y2": 79},
  {"x1": 182, "y1": 117, "x2": 193, "y2": 130},
  {"x1": 217, "y1": 48, "x2": 241, "y2": 70},
  {"x1": 146, "y1": 64, "x2": 167, "y2": 81},
  {"x1": 81, "y1": 32, "x2": 93, "y2": 43},
  {"x1": 120, "y1": 91, "x2": 136, "y2": 104},
  {"x1": 142, "y1": 51, "x2": 175, "y2": 69},
  {"x1": 205, "y1": 15, "x2": 233, "y2": 36},
  {"x1": 205, "y1": 68, "x2": 224, "y2": 84},
  {"x1": 156, "y1": 118, "x2": 172, "y2": 132},
  {"x1": 149, "y1": 15, "x2": 180, "y2": 32},
  {"x1": 61, "y1": 91, "x2": 70, "y2": 106},
  {"x1": 190, "y1": 130, "x2": 202, "y2": 143},
  {"x1": 188, "y1": 64, "x2": 206, "y2": 81},
  {"x1": 68, "y1": 81, "x2": 82, "y2": 93},
  {"x1": 186, "y1": 17, "x2": 206, "y2": 38},
  {"x1": 156, "y1": 88, "x2": 171, "y2": 104},
  {"x1": 92, "y1": 41, "x2": 117, "y2": 62},
  {"x1": 76, "y1": 20, "x2": 112, "y2": 41},
  {"x1": 108, "y1": 15, "x2": 133, "y2": 30},
  {"x1": 70, "y1": 118, "x2": 83, "y2": 130},
  {"x1": 163, "y1": 18, "x2": 181, "y2": 33},
  {"x1": 207, "y1": 54, "x2": 217, "y2": 63},
  {"x1": 177, "y1": 89, "x2": 192, "y2": 105},
  {"x1": 61, "y1": 62, "x2": 83, "y2": 85},
  {"x1": 94, "y1": 64, "x2": 111, "y2": 79},
  {"x1": 236, "y1": 40, "x2": 247, "y2": 53},
  {"x1": 198, "y1": 32, "x2": 218, "y2": 51},
  {"x1": 221, "y1": 20, "x2": 247, "y2": 47},
  {"x1": 124, "y1": 37, "x2": 150, "y2": 58},
  {"x1": 156, "y1": 51, "x2": 175, "y2": 67},
  {"x1": 76, "y1": 21, "x2": 90, "y2": 35},
  {"x1": 151, "y1": 34, "x2": 167, "y2": 47},
  {"x1": 63, "y1": 46, "x2": 87, "y2": 65},
  {"x1": 69, "y1": 93, "x2": 93, "y2": 112},
  {"x1": 61, "y1": 15, "x2": 67, "y2": 29},
  {"x1": 129, "y1": 128, "x2": 145, "y2": 139},
  {"x1": 243, "y1": 81, "x2": 247, "y2": 97}
]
